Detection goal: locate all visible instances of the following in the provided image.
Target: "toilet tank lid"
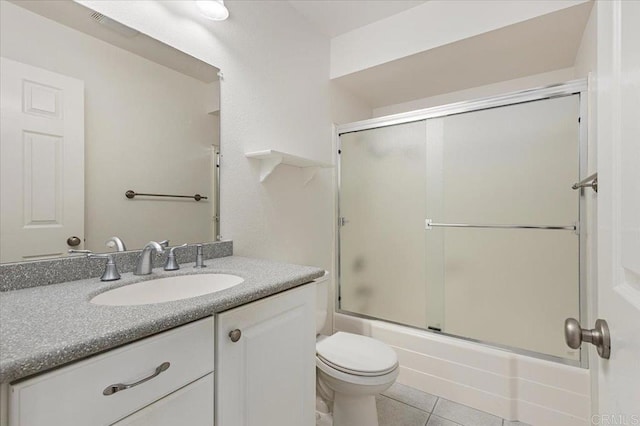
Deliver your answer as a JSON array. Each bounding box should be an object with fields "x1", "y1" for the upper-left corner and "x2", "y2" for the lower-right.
[{"x1": 316, "y1": 332, "x2": 398, "y2": 375}]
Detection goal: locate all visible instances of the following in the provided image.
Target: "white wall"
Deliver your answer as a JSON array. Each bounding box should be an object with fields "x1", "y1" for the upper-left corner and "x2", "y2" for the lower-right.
[
  {"x1": 1, "y1": 1, "x2": 217, "y2": 252},
  {"x1": 372, "y1": 67, "x2": 576, "y2": 117},
  {"x1": 76, "y1": 1, "x2": 334, "y2": 272},
  {"x1": 330, "y1": 81, "x2": 372, "y2": 124},
  {"x1": 330, "y1": 0, "x2": 590, "y2": 78},
  {"x1": 574, "y1": 5, "x2": 598, "y2": 79}
]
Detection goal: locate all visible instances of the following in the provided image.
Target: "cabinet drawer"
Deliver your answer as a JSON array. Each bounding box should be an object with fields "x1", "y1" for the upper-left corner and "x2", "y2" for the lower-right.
[
  {"x1": 112, "y1": 373, "x2": 214, "y2": 426},
  {"x1": 10, "y1": 317, "x2": 214, "y2": 426}
]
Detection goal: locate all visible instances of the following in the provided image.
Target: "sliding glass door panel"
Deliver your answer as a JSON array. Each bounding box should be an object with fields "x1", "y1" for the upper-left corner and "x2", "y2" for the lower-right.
[
  {"x1": 339, "y1": 121, "x2": 430, "y2": 328},
  {"x1": 430, "y1": 95, "x2": 580, "y2": 226},
  {"x1": 439, "y1": 228, "x2": 579, "y2": 360}
]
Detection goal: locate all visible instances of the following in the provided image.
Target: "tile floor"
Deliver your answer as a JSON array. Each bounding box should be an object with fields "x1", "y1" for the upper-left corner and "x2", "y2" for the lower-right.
[{"x1": 377, "y1": 383, "x2": 530, "y2": 426}]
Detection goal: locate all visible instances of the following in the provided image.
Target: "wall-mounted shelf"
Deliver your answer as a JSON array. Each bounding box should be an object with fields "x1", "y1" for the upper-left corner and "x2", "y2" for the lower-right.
[{"x1": 245, "y1": 150, "x2": 333, "y2": 184}]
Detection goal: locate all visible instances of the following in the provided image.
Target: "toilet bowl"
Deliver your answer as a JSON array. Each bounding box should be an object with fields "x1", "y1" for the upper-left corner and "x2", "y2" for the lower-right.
[{"x1": 315, "y1": 277, "x2": 399, "y2": 426}]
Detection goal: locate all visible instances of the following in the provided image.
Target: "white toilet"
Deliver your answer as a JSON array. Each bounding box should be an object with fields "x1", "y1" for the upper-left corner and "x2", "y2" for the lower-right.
[{"x1": 315, "y1": 277, "x2": 399, "y2": 426}]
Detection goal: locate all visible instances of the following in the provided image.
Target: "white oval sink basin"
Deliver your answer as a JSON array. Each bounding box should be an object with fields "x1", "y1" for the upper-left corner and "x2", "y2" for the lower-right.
[{"x1": 90, "y1": 274, "x2": 244, "y2": 306}]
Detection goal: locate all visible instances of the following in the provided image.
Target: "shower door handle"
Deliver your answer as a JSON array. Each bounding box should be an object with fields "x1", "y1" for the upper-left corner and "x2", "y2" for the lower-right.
[{"x1": 564, "y1": 318, "x2": 611, "y2": 359}]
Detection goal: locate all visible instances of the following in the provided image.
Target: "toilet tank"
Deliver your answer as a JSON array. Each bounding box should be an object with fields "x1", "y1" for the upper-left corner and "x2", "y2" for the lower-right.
[{"x1": 315, "y1": 273, "x2": 329, "y2": 335}]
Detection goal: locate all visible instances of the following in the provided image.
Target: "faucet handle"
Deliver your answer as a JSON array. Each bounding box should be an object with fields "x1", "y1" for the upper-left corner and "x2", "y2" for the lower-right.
[
  {"x1": 159, "y1": 240, "x2": 170, "y2": 249},
  {"x1": 194, "y1": 244, "x2": 206, "y2": 268},
  {"x1": 164, "y1": 244, "x2": 188, "y2": 271},
  {"x1": 87, "y1": 253, "x2": 121, "y2": 281}
]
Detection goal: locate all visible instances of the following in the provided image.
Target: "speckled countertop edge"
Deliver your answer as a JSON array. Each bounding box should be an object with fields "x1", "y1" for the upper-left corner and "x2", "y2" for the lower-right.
[{"x1": 0, "y1": 256, "x2": 325, "y2": 383}]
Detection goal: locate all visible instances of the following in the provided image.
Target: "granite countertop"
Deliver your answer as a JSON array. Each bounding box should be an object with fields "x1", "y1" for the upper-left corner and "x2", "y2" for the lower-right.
[{"x1": 0, "y1": 256, "x2": 325, "y2": 383}]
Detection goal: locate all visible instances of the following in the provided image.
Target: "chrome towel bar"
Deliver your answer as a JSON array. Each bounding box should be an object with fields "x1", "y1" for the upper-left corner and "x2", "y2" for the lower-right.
[
  {"x1": 572, "y1": 172, "x2": 598, "y2": 192},
  {"x1": 125, "y1": 190, "x2": 208, "y2": 201},
  {"x1": 425, "y1": 219, "x2": 576, "y2": 232}
]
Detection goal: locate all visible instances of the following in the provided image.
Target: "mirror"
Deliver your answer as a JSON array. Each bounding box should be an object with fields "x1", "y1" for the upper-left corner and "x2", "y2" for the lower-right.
[{"x1": 0, "y1": 0, "x2": 221, "y2": 263}]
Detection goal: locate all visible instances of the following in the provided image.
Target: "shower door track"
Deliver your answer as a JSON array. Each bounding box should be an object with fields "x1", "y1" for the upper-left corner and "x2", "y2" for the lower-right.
[{"x1": 335, "y1": 79, "x2": 590, "y2": 368}]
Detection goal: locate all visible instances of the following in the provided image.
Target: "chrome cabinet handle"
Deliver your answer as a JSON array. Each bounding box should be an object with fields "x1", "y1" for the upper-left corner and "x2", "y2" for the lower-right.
[
  {"x1": 103, "y1": 362, "x2": 170, "y2": 396},
  {"x1": 229, "y1": 329, "x2": 242, "y2": 342}
]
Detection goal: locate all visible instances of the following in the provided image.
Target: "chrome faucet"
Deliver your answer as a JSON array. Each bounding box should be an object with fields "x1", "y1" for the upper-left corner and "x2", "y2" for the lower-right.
[
  {"x1": 134, "y1": 241, "x2": 165, "y2": 275},
  {"x1": 105, "y1": 236, "x2": 127, "y2": 252}
]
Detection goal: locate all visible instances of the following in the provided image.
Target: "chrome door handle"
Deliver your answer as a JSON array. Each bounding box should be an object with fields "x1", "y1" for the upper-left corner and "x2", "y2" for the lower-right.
[
  {"x1": 103, "y1": 362, "x2": 170, "y2": 395},
  {"x1": 564, "y1": 318, "x2": 611, "y2": 359}
]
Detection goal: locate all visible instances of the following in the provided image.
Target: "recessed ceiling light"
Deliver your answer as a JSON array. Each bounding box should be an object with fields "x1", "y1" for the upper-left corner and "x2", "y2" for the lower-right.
[{"x1": 195, "y1": 0, "x2": 229, "y2": 21}]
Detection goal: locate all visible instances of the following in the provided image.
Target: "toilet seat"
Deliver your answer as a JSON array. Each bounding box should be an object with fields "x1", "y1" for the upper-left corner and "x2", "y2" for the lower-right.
[{"x1": 316, "y1": 332, "x2": 398, "y2": 377}]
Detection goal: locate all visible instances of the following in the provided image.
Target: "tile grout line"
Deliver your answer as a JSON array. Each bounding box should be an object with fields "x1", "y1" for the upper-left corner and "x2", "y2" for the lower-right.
[
  {"x1": 426, "y1": 396, "x2": 440, "y2": 425},
  {"x1": 381, "y1": 384, "x2": 520, "y2": 426},
  {"x1": 380, "y1": 393, "x2": 436, "y2": 415},
  {"x1": 424, "y1": 412, "x2": 431, "y2": 426}
]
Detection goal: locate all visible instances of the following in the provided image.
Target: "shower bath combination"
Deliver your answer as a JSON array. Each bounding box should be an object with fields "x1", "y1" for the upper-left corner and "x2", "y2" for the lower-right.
[{"x1": 336, "y1": 80, "x2": 589, "y2": 367}]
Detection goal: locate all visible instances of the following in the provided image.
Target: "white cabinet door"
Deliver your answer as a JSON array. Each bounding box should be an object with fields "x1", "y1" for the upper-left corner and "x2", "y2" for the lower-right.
[
  {"x1": 216, "y1": 284, "x2": 316, "y2": 426},
  {"x1": 112, "y1": 373, "x2": 214, "y2": 426},
  {"x1": 0, "y1": 57, "x2": 85, "y2": 262}
]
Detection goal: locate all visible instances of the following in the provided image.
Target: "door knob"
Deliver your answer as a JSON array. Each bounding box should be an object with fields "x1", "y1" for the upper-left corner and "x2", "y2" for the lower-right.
[
  {"x1": 229, "y1": 329, "x2": 242, "y2": 342},
  {"x1": 67, "y1": 236, "x2": 82, "y2": 246},
  {"x1": 564, "y1": 318, "x2": 611, "y2": 359}
]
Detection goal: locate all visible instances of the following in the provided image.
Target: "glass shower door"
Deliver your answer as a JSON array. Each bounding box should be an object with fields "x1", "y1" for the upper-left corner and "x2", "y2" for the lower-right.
[
  {"x1": 339, "y1": 120, "x2": 434, "y2": 329},
  {"x1": 426, "y1": 95, "x2": 581, "y2": 360},
  {"x1": 338, "y1": 92, "x2": 582, "y2": 363}
]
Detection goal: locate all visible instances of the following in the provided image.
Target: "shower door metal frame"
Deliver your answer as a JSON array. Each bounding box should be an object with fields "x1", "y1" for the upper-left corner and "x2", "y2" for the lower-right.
[{"x1": 335, "y1": 79, "x2": 590, "y2": 368}]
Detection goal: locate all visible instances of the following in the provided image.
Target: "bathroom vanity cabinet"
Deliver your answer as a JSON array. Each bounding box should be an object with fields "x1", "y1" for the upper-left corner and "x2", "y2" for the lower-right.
[
  {"x1": 4, "y1": 283, "x2": 316, "y2": 426},
  {"x1": 8, "y1": 317, "x2": 215, "y2": 426}
]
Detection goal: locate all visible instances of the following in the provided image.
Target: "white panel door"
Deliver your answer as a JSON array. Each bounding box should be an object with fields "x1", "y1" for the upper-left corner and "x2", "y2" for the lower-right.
[
  {"x1": 216, "y1": 285, "x2": 316, "y2": 426},
  {"x1": 594, "y1": 0, "x2": 640, "y2": 420},
  {"x1": 0, "y1": 57, "x2": 84, "y2": 262}
]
